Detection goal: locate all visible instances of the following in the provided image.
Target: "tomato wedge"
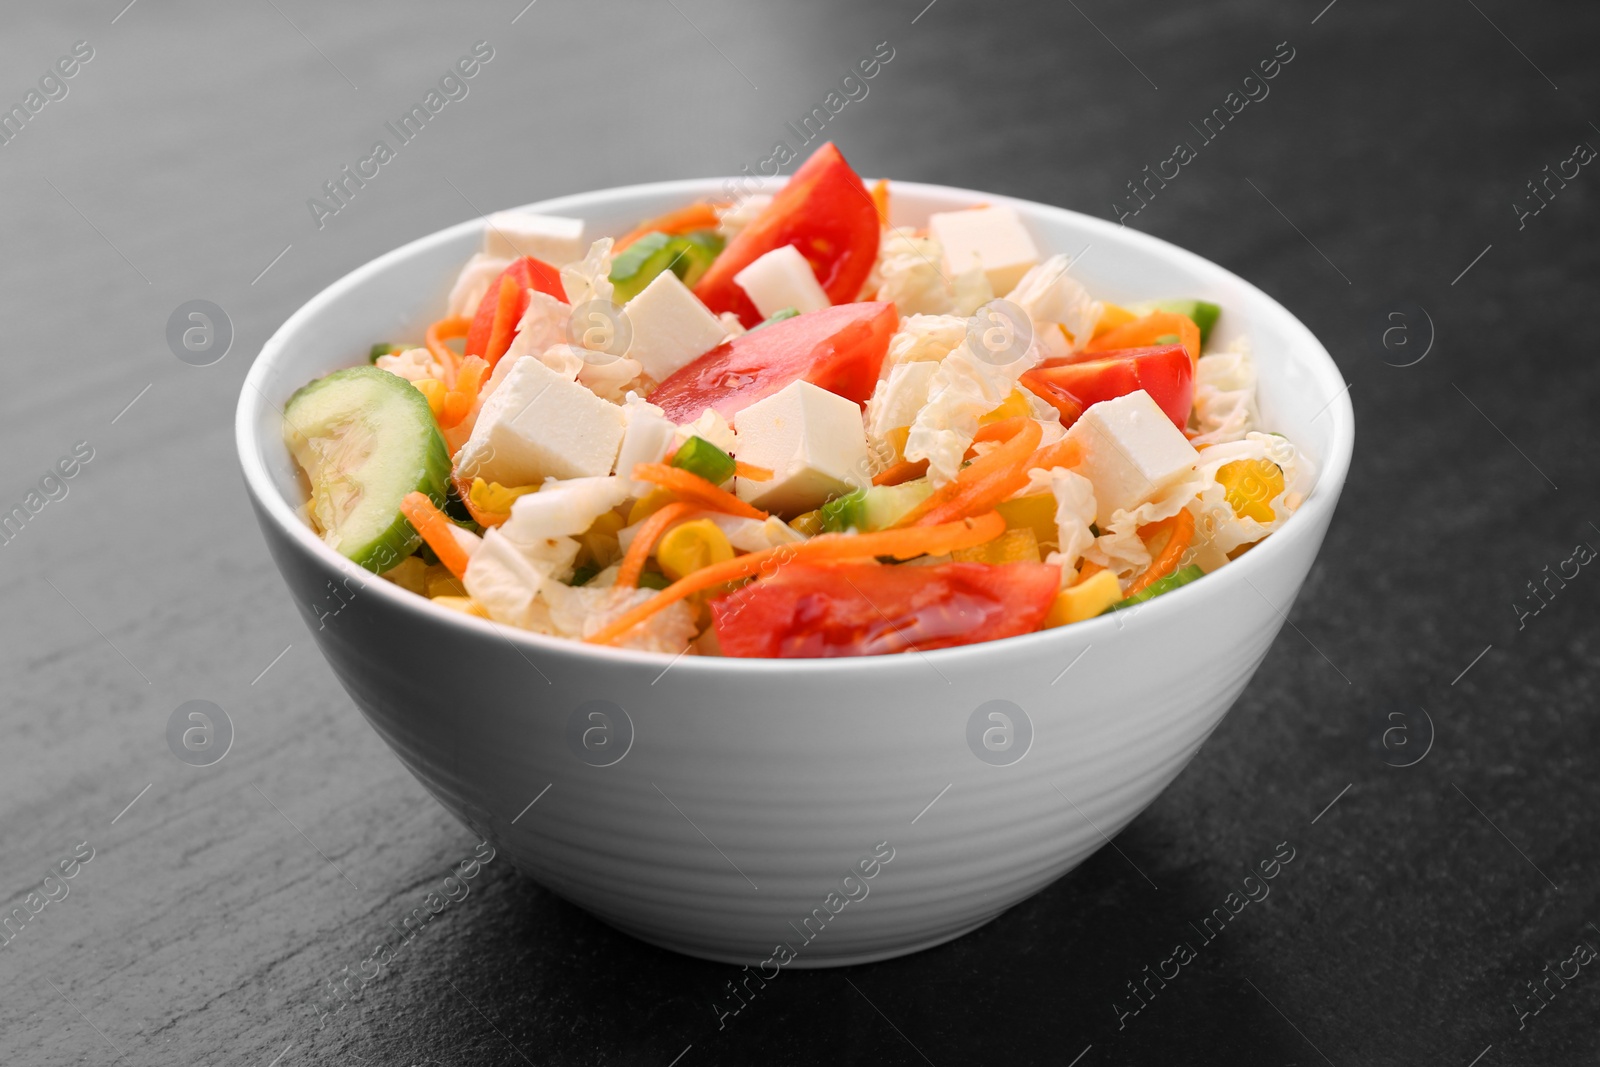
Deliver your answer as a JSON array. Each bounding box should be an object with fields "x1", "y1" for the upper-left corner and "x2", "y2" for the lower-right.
[
  {"x1": 1021, "y1": 344, "x2": 1194, "y2": 430},
  {"x1": 694, "y1": 142, "x2": 881, "y2": 327},
  {"x1": 464, "y1": 255, "x2": 568, "y2": 364},
  {"x1": 711, "y1": 560, "x2": 1061, "y2": 658},
  {"x1": 647, "y1": 301, "x2": 896, "y2": 423}
]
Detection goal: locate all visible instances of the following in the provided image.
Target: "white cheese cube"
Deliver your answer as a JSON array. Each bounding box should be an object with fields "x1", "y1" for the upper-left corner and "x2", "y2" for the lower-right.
[
  {"x1": 733, "y1": 380, "x2": 871, "y2": 514},
  {"x1": 622, "y1": 272, "x2": 729, "y2": 382},
  {"x1": 455, "y1": 357, "x2": 626, "y2": 487},
  {"x1": 928, "y1": 205, "x2": 1040, "y2": 296},
  {"x1": 483, "y1": 211, "x2": 587, "y2": 266},
  {"x1": 614, "y1": 408, "x2": 679, "y2": 494},
  {"x1": 867, "y1": 360, "x2": 941, "y2": 438},
  {"x1": 733, "y1": 245, "x2": 831, "y2": 319},
  {"x1": 1063, "y1": 390, "x2": 1199, "y2": 525}
]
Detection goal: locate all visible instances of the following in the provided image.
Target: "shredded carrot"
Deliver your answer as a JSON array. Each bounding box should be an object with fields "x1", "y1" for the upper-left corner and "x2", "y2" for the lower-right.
[
  {"x1": 587, "y1": 512, "x2": 1008, "y2": 645},
  {"x1": 400, "y1": 492, "x2": 471, "y2": 579},
  {"x1": 896, "y1": 418, "x2": 1042, "y2": 527},
  {"x1": 870, "y1": 179, "x2": 890, "y2": 225},
  {"x1": 734, "y1": 460, "x2": 774, "y2": 482},
  {"x1": 1124, "y1": 508, "x2": 1196, "y2": 597},
  {"x1": 426, "y1": 316, "x2": 471, "y2": 387},
  {"x1": 614, "y1": 202, "x2": 727, "y2": 252},
  {"x1": 616, "y1": 501, "x2": 697, "y2": 589},
  {"x1": 873, "y1": 459, "x2": 928, "y2": 487},
  {"x1": 438, "y1": 356, "x2": 488, "y2": 429},
  {"x1": 1087, "y1": 311, "x2": 1201, "y2": 367},
  {"x1": 631, "y1": 463, "x2": 767, "y2": 520},
  {"x1": 1073, "y1": 560, "x2": 1105, "y2": 586}
]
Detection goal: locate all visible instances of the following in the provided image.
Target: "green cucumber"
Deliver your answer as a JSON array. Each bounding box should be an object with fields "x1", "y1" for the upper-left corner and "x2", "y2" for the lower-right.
[
  {"x1": 670, "y1": 435, "x2": 737, "y2": 485},
  {"x1": 284, "y1": 366, "x2": 452, "y2": 572},
  {"x1": 1148, "y1": 300, "x2": 1221, "y2": 345},
  {"x1": 1102, "y1": 564, "x2": 1205, "y2": 613},
  {"x1": 821, "y1": 480, "x2": 934, "y2": 533},
  {"x1": 748, "y1": 307, "x2": 801, "y2": 332},
  {"x1": 369, "y1": 342, "x2": 403, "y2": 362},
  {"x1": 611, "y1": 230, "x2": 724, "y2": 303}
]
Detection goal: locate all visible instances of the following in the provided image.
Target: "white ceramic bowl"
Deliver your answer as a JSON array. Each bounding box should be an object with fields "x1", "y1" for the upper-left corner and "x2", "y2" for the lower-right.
[{"x1": 237, "y1": 178, "x2": 1353, "y2": 967}]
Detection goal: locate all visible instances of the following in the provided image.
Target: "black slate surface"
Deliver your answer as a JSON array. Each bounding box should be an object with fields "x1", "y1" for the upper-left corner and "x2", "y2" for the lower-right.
[{"x1": 2, "y1": 1, "x2": 1597, "y2": 1064}]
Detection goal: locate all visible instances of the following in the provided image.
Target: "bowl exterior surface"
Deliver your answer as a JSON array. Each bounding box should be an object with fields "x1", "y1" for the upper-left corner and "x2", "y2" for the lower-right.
[{"x1": 238, "y1": 179, "x2": 1352, "y2": 965}]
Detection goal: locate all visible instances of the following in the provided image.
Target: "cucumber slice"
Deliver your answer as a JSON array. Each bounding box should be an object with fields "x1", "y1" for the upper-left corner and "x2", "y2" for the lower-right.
[
  {"x1": 1102, "y1": 564, "x2": 1205, "y2": 613},
  {"x1": 283, "y1": 366, "x2": 452, "y2": 572},
  {"x1": 821, "y1": 480, "x2": 934, "y2": 532}
]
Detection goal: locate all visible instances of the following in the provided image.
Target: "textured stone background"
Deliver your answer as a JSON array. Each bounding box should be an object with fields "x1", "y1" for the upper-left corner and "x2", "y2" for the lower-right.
[{"x1": 1, "y1": 0, "x2": 1596, "y2": 1064}]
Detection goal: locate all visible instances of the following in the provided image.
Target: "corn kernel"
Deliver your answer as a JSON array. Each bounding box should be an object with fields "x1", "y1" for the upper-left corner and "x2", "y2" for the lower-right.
[
  {"x1": 424, "y1": 564, "x2": 467, "y2": 599},
  {"x1": 951, "y1": 527, "x2": 1041, "y2": 564},
  {"x1": 993, "y1": 492, "x2": 1058, "y2": 551},
  {"x1": 431, "y1": 596, "x2": 489, "y2": 618},
  {"x1": 980, "y1": 389, "x2": 1033, "y2": 425},
  {"x1": 382, "y1": 555, "x2": 429, "y2": 595},
  {"x1": 1216, "y1": 459, "x2": 1284, "y2": 524},
  {"x1": 656, "y1": 518, "x2": 735, "y2": 581},
  {"x1": 1043, "y1": 570, "x2": 1123, "y2": 628},
  {"x1": 578, "y1": 510, "x2": 627, "y2": 569},
  {"x1": 470, "y1": 477, "x2": 540, "y2": 516},
  {"x1": 788, "y1": 509, "x2": 825, "y2": 537},
  {"x1": 886, "y1": 425, "x2": 911, "y2": 460},
  {"x1": 627, "y1": 486, "x2": 679, "y2": 525},
  {"x1": 413, "y1": 378, "x2": 447, "y2": 417}
]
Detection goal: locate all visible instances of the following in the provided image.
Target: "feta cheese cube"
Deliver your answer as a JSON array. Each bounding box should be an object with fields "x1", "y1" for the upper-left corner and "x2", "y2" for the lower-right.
[
  {"x1": 622, "y1": 272, "x2": 729, "y2": 382},
  {"x1": 733, "y1": 245, "x2": 831, "y2": 319},
  {"x1": 483, "y1": 211, "x2": 587, "y2": 266},
  {"x1": 1063, "y1": 390, "x2": 1198, "y2": 525},
  {"x1": 455, "y1": 357, "x2": 626, "y2": 487},
  {"x1": 928, "y1": 205, "x2": 1040, "y2": 296},
  {"x1": 867, "y1": 360, "x2": 941, "y2": 438},
  {"x1": 615, "y1": 408, "x2": 679, "y2": 494},
  {"x1": 733, "y1": 380, "x2": 871, "y2": 514}
]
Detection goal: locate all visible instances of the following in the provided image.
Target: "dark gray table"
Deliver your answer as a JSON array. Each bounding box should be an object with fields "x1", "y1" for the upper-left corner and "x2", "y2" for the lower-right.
[{"x1": 4, "y1": 1, "x2": 1596, "y2": 1064}]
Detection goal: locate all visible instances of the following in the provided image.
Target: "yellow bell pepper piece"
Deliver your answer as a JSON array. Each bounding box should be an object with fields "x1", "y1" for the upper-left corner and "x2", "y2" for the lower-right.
[
  {"x1": 431, "y1": 596, "x2": 489, "y2": 618},
  {"x1": 413, "y1": 378, "x2": 447, "y2": 417},
  {"x1": 424, "y1": 564, "x2": 468, "y2": 599},
  {"x1": 1043, "y1": 570, "x2": 1122, "y2": 628},
  {"x1": 886, "y1": 425, "x2": 912, "y2": 460},
  {"x1": 788, "y1": 509, "x2": 825, "y2": 537},
  {"x1": 381, "y1": 555, "x2": 429, "y2": 595},
  {"x1": 993, "y1": 492, "x2": 1058, "y2": 551},
  {"x1": 1216, "y1": 459, "x2": 1284, "y2": 523},
  {"x1": 470, "y1": 477, "x2": 540, "y2": 517},
  {"x1": 627, "y1": 486, "x2": 678, "y2": 525},
  {"x1": 656, "y1": 518, "x2": 735, "y2": 581},
  {"x1": 980, "y1": 389, "x2": 1034, "y2": 425},
  {"x1": 1091, "y1": 303, "x2": 1138, "y2": 340},
  {"x1": 577, "y1": 510, "x2": 626, "y2": 569},
  {"x1": 951, "y1": 527, "x2": 1041, "y2": 564}
]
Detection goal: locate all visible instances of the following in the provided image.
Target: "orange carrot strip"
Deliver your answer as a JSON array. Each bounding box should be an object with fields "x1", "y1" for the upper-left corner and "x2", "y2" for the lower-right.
[
  {"x1": 898, "y1": 418, "x2": 1042, "y2": 528},
  {"x1": 438, "y1": 356, "x2": 488, "y2": 429},
  {"x1": 587, "y1": 512, "x2": 1007, "y2": 645},
  {"x1": 614, "y1": 202, "x2": 727, "y2": 252},
  {"x1": 1073, "y1": 560, "x2": 1105, "y2": 586},
  {"x1": 873, "y1": 459, "x2": 928, "y2": 487},
  {"x1": 870, "y1": 179, "x2": 890, "y2": 225},
  {"x1": 400, "y1": 492, "x2": 471, "y2": 579},
  {"x1": 482, "y1": 276, "x2": 522, "y2": 367},
  {"x1": 632, "y1": 463, "x2": 767, "y2": 520},
  {"x1": 734, "y1": 460, "x2": 774, "y2": 482},
  {"x1": 617, "y1": 501, "x2": 698, "y2": 589},
  {"x1": 1124, "y1": 508, "x2": 1196, "y2": 597},
  {"x1": 1087, "y1": 311, "x2": 1201, "y2": 367},
  {"x1": 426, "y1": 316, "x2": 471, "y2": 387}
]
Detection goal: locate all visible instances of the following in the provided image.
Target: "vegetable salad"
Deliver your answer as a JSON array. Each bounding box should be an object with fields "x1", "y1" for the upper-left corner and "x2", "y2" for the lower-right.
[{"x1": 283, "y1": 142, "x2": 1312, "y2": 657}]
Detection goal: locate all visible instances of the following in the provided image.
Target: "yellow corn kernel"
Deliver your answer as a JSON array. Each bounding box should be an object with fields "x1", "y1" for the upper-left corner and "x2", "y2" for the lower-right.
[
  {"x1": 993, "y1": 492, "x2": 1058, "y2": 551},
  {"x1": 470, "y1": 477, "x2": 540, "y2": 516},
  {"x1": 627, "y1": 486, "x2": 678, "y2": 525},
  {"x1": 577, "y1": 509, "x2": 627, "y2": 569},
  {"x1": 980, "y1": 389, "x2": 1033, "y2": 425},
  {"x1": 424, "y1": 564, "x2": 468, "y2": 599},
  {"x1": 789, "y1": 509, "x2": 825, "y2": 537},
  {"x1": 656, "y1": 518, "x2": 735, "y2": 581},
  {"x1": 413, "y1": 378, "x2": 447, "y2": 416},
  {"x1": 431, "y1": 595, "x2": 489, "y2": 618},
  {"x1": 1092, "y1": 302, "x2": 1138, "y2": 340},
  {"x1": 382, "y1": 555, "x2": 429, "y2": 595},
  {"x1": 1043, "y1": 570, "x2": 1123, "y2": 628},
  {"x1": 952, "y1": 526, "x2": 1041, "y2": 565},
  {"x1": 1216, "y1": 459, "x2": 1285, "y2": 524}
]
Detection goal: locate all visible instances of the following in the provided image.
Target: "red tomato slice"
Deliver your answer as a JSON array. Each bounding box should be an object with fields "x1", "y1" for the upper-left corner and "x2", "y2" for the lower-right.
[
  {"x1": 647, "y1": 301, "x2": 896, "y2": 423},
  {"x1": 1021, "y1": 344, "x2": 1194, "y2": 430},
  {"x1": 464, "y1": 256, "x2": 568, "y2": 360},
  {"x1": 694, "y1": 142, "x2": 881, "y2": 327},
  {"x1": 710, "y1": 560, "x2": 1061, "y2": 658}
]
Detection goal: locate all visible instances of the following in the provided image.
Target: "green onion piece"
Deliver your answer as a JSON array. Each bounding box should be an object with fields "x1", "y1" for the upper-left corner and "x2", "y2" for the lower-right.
[
  {"x1": 638, "y1": 569, "x2": 672, "y2": 590},
  {"x1": 369, "y1": 342, "x2": 403, "y2": 362},
  {"x1": 748, "y1": 307, "x2": 800, "y2": 333},
  {"x1": 1102, "y1": 564, "x2": 1205, "y2": 613},
  {"x1": 568, "y1": 564, "x2": 599, "y2": 587},
  {"x1": 820, "y1": 488, "x2": 868, "y2": 533},
  {"x1": 669, "y1": 435, "x2": 736, "y2": 485}
]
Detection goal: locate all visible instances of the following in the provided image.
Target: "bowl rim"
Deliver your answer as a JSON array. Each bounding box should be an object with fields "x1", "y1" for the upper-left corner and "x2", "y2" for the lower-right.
[{"x1": 236, "y1": 176, "x2": 1354, "y2": 673}]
